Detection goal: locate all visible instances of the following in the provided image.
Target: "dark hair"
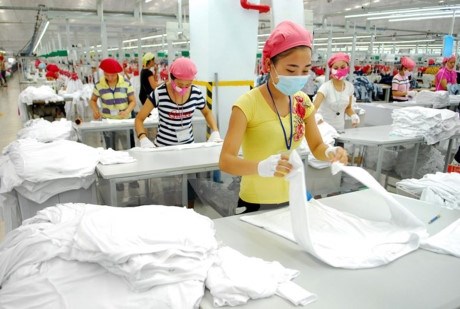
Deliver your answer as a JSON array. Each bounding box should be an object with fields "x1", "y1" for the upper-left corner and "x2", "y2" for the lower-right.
[
  {"x1": 270, "y1": 46, "x2": 311, "y2": 66},
  {"x1": 170, "y1": 73, "x2": 177, "y2": 80}
]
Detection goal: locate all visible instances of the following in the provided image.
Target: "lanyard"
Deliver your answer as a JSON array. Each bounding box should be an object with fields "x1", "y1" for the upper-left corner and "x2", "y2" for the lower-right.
[{"x1": 267, "y1": 83, "x2": 293, "y2": 150}]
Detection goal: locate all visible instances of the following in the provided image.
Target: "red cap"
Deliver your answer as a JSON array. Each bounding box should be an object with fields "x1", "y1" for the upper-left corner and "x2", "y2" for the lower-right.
[
  {"x1": 401, "y1": 57, "x2": 416, "y2": 70},
  {"x1": 46, "y1": 64, "x2": 60, "y2": 72},
  {"x1": 99, "y1": 58, "x2": 123, "y2": 74}
]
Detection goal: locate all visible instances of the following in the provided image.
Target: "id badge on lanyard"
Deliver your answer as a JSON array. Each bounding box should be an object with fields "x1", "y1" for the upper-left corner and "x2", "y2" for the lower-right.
[{"x1": 176, "y1": 128, "x2": 189, "y2": 142}]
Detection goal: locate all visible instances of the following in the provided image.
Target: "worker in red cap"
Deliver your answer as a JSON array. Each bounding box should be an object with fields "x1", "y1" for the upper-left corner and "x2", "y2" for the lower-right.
[
  {"x1": 392, "y1": 56, "x2": 416, "y2": 102},
  {"x1": 313, "y1": 52, "x2": 359, "y2": 131},
  {"x1": 135, "y1": 57, "x2": 220, "y2": 207},
  {"x1": 434, "y1": 55, "x2": 457, "y2": 91},
  {"x1": 219, "y1": 20, "x2": 348, "y2": 214},
  {"x1": 0, "y1": 53, "x2": 7, "y2": 87},
  {"x1": 89, "y1": 57, "x2": 136, "y2": 152}
]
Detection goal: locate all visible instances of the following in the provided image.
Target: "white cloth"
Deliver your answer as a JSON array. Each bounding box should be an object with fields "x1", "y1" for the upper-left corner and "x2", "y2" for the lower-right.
[
  {"x1": 98, "y1": 148, "x2": 136, "y2": 165},
  {"x1": 241, "y1": 152, "x2": 427, "y2": 269},
  {"x1": 316, "y1": 80, "x2": 354, "y2": 130},
  {"x1": 421, "y1": 218, "x2": 460, "y2": 257},
  {"x1": 16, "y1": 118, "x2": 77, "y2": 142},
  {"x1": 396, "y1": 172, "x2": 460, "y2": 210},
  {"x1": 205, "y1": 246, "x2": 308, "y2": 307},
  {"x1": 391, "y1": 106, "x2": 460, "y2": 145}
]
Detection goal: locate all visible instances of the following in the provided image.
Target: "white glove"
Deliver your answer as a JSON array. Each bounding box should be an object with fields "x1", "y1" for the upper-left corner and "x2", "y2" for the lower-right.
[
  {"x1": 325, "y1": 146, "x2": 338, "y2": 160},
  {"x1": 207, "y1": 131, "x2": 223, "y2": 143},
  {"x1": 140, "y1": 137, "x2": 155, "y2": 148},
  {"x1": 350, "y1": 113, "x2": 360, "y2": 125},
  {"x1": 257, "y1": 154, "x2": 281, "y2": 177}
]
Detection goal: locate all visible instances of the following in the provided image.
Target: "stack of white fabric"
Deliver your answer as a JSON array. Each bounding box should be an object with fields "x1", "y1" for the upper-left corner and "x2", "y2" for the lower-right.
[
  {"x1": 0, "y1": 139, "x2": 134, "y2": 204},
  {"x1": 18, "y1": 85, "x2": 65, "y2": 122},
  {"x1": 396, "y1": 172, "x2": 460, "y2": 210},
  {"x1": 391, "y1": 106, "x2": 460, "y2": 145},
  {"x1": 16, "y1": 118, "x2": 77, "y2": 142},
  {"x1": 0, "y1": 204, "x2": 312, "y2": 308},
  {"x1": 415, "y1": 90, "x2": 449, "y2": 108}
]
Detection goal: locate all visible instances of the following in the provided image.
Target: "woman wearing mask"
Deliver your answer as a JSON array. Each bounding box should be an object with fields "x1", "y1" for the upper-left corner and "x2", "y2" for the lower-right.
[
  {"x1": 434, "y1": 55, "x2": 457, "y2": 91},
  {"x1": 219, "y1": 21, "x2": 348, "y2": 214},
  {"x1": 135, "y1": 57, "x2": 221, "y2": 208},
  {"x1": 313, "y1": 52, "x2": 359, "y2": 132},
  {"x1": 391, "y1": 56, "x2": 416, "y2": 102}
]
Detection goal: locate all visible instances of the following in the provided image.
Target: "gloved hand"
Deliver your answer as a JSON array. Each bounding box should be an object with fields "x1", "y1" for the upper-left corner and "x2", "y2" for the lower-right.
[
  {"x1": 257, "y1": 154, "x2": 281, "y2": 177},
  {"x1": 207, "y1": 131, "x2": 223, "y2": 143},
  {"x1": 140, "y1": 137, "x2": 155, "y2": 148},
  {"x1": 350, "y1": 114, "x2": 360, "y2": 127},
  {"x1": 325, "y1": 146, "x2": 338, "y2": 160}
]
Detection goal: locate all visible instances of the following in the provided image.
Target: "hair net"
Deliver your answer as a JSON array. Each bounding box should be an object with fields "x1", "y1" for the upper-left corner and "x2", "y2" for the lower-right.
[
  {"x1": 442, "y1": 55, "x2": 456, "y2": 65},
  {"x1": 142, "y1": 52, "x2": 155, "y2": 66},
  {"x1": 262, "y1": 20, "x2": 313, "y2": 73},
  {"x1": 400, "y1": 57, "x2": 416, "y2": 70},
  {"x1": 327, "y1": 52, "x2": 350, "y2": 68},
  {"x1": 169, "y1": 57, "x2": 197, "y2": 80},
  {"x1": 46, "y1": 64, "x2": 60, "y2": 73},
  {"x1": 99, "y1": 58, "x2": 123, "y2": 74}
]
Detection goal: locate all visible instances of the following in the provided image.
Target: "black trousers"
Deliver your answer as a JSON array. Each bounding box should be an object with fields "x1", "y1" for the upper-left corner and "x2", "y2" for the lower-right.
[{"x1": 237, "y1": 198, "x2": 288, "y2": 214}]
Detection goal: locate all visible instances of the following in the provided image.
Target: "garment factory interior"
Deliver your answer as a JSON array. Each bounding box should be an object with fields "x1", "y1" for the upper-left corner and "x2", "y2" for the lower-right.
[{"x1": 0, "y1": 0, "x2": 460, "y2": 308}]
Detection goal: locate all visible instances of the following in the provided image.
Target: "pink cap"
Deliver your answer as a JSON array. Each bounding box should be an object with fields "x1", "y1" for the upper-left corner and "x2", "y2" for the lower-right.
[
  {"x1": 99, "y1": 58, "x2": 123, "y2": 74},
  {"x1": 327, "y1": 52, "x2": 350, "y2": 68},
  {"x1": 262, "y1": 20, "x2": 313, "y2": 73},
  {"x1": 169, "y1": 57, "x2": 197, "y2": 80},
  {"x1": 46, "y1": 64, "x2": 60, "y2": 73},
  {"x1": 400, "y1": 57, "x2": 416, "y2": 70},
  {"x1": 442, "y1": 55, "x2": 456, "y2": 65}
]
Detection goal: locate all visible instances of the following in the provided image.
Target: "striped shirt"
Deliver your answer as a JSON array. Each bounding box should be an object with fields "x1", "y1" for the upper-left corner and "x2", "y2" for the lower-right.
[
  {"x1": 149, "y1": 84, "x2": 206, "y2": 146},
  {"x1": 93, "y1": 74, "x2": 134, "y2": 119},
  {"x1": 391, "y1": 73, "x2": 410, "y2": 101}
]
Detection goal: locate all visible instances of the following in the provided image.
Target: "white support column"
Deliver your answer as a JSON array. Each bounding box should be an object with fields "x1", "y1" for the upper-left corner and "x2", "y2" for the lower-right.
[{"x1": 98, "y1": 0, "x2": 108, "y2": 58}]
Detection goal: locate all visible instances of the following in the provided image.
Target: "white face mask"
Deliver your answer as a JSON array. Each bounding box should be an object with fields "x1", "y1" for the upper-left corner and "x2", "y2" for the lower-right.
[{"x1": 272, "y1": 66, "x2": 310, "y2": 96}]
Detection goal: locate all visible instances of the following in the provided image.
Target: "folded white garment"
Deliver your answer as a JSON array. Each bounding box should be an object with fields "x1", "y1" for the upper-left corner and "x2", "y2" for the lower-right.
[
  {"x1": 421, "y1": 218, "x2": 460, "y2": 257},
  {"x1": 206, "y1": 246, "x2": 301, "y2": 307},
  {"x1": 241, "y1": 152, "x2": 427, "y2": 269},
  {"x1": 98, "y1": 148, "x2": 136, "y2": 165},
  {"x1": 276, "y1": 280, "x2": 318, "y2": 306}
]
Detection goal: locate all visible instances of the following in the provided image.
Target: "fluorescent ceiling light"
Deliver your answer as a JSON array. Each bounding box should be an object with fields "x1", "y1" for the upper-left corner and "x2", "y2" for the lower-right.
[
  {"x1": 345, "y1": 5, "x2": 460, "y2": 18},
  {"x1": 314, "y1": 35, "x2": 372, "y2": 41},
  {"x1": 367, "y1": 10, "x2": 453, "y2": 20},
  {"x1": 122, "y1": 34, "x2": 166, "y2": 44},
  {"x1": 389, "y1": 13, "x2": 459, "y2": 22},
  {"x1": 32, "y1": 20, "x2": 50, "y2": 53}
]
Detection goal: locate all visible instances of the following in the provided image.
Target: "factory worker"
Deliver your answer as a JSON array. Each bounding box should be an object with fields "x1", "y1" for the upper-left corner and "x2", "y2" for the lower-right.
[
  {"x1": 313, "y1": 52, "x2": 359, "y2": 131},
  {"x1": 392, "y1": 56, "x2": 416, "y2": 102},
  {"x1": 219, "y1": 20, "x2": 348, "y2": 214},
  {"x1": 139, "y1": 52, "x2": 159, "y2": 105},
  {"x1": 434, "y1": 55, "x2": 457, "y2": 92},
  {"x1": 135, "y1": 57, "x2": 221, "y2": 208},
  {"x1": 89, "y1": 57, "x2": 136, "y2": 150}
]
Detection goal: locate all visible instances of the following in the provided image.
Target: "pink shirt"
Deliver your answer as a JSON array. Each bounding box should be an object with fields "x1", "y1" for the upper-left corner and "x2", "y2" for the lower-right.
[
  {"x1": 435, "y1": 67, "x2": 457, "y2": 91},
  {"x1": 392, "y1": 73, "x2": 410, "y2": 101}
]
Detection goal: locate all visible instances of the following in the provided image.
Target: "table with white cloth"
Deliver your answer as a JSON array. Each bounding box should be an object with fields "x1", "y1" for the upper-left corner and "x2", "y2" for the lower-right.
[
  {"x1": 74, "y1": 114, "x2": 206, "y2": 147},
  {"x1": 356, "y1": 102, "x2": 402, "y2": 126},
  {"x1": 335, "y1": 125, "x2": 423, "y2": 180},
  {"x1": 96, "y1": 143, "x2": 222, "y2": 208},
  {"x1": 392, "y1": 96, "x2": 460, "y2": 110},
  {"x1": 200, "y1": 189, "x2": 460, "y2": 309}
]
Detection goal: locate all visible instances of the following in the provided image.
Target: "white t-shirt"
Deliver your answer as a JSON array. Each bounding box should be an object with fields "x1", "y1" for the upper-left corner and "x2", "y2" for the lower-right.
[{"x1": 317, "y1": 80, "x2": 354, "y2": 130}]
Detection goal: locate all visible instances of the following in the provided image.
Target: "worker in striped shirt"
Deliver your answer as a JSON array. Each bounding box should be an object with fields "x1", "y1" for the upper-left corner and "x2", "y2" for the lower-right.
[{"x1": 89, "y1": 57, "x2": 137, "y2": 150}]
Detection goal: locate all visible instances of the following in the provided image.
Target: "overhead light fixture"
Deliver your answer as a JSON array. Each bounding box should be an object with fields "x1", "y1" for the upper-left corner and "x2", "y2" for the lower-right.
[
  {"x1": 122, "y1": 34, "x2": 166, "y2": 44},
  {"x1": 145, "y1": 0, "x2": 152, "y2": 3},
  {"x1": 32, "y1": 20, "x2": 50, "y2": 53},
  {"x1": 367, "y1": 10, "x2": 453, "y2": 20},
  {"x1": 389, "y1": 13, "x2": 459, "y2": 22},
  {"x1": 345, "y1": 5, "x2": 460, "y2": 19}
]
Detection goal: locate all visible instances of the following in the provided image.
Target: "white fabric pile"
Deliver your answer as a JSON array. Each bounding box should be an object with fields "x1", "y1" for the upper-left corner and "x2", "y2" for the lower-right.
[
  {"x1": 0, "y1": 204, "x2": 312, "y2": 308},
  {"x1": 18, "y1": 85, "x2": 66, "y2": 122},
  {"x1": 16, "y1": 118, "x2": 77, "y2": 142},
  {"x1": 415, "y1": 90, "x2": 449, "y2": 108},
  {"x1": 241, "y1": 152, "x2": 427, "y2": 269},
  {"x1": 396, "y1": 172, "x2": 460, "y2": 210},
  {"x1": 391, "y1": 106, "x2": 460, "y2": 145},
  {"x1": 394, "y1": 144, "x2": 445, "y2": 179},
  {"x1": 421, "y1": 218, "x2": 460, "y2": 257}
]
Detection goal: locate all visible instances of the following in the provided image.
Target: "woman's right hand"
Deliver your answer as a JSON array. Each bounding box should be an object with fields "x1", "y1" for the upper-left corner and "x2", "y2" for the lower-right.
[{"x1": 93, "y1": 110, "x2": 101, "y2": 120}]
